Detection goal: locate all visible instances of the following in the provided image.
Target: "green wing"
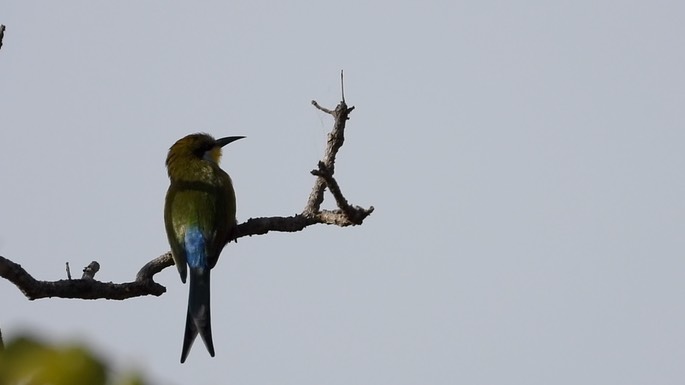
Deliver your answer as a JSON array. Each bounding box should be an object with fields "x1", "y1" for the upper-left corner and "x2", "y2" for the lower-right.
[{"x1": 164, "y1": 170, "x2": 236, "y2": 282}]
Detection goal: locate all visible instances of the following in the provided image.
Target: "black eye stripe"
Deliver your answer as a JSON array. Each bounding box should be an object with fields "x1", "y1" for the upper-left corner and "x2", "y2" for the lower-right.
[{"x1": 193, "y1": 142, "x2": 215, "y2": 157}]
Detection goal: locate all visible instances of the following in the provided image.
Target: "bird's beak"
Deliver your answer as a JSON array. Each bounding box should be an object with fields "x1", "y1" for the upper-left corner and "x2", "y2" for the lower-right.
[{"x1": 216, "y1": 136, "x2": 245, "y2": 148}]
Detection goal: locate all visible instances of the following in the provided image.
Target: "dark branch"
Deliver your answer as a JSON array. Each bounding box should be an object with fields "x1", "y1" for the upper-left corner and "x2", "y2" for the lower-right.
[
  {"x1": 136, "y1": 252, "x2": 174, "y2": 281},
  {"x1": 0, "y1": 255, "x2": 166, "y2": 300},
  {"x1": 0, "y1": 75, "x2": 373, "y2": 301},
  {"x1": 0, "y1": 25, "x2": 5, "y2": 52}
]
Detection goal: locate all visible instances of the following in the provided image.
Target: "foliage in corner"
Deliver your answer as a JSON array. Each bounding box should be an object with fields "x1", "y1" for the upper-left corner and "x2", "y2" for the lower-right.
[{"x1": 0, "y1": 335, "x2": 146, "y2": 385}]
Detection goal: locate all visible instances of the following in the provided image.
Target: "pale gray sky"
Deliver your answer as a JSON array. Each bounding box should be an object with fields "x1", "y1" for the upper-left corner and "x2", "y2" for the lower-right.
[{"x1": 1, "y1": 1, "x2": 684, "y2": 384}]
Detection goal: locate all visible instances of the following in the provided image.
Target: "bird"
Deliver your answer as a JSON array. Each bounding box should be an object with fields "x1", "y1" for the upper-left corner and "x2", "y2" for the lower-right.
[{"x1": 164, "y1": 133, "x2": 244, "y2": 363}]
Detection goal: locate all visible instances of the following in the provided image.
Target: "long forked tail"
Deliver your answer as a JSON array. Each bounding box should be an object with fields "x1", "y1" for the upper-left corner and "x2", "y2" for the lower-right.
[{"x1": 180, "y1": 267, "x2": 215, "y2": 363}]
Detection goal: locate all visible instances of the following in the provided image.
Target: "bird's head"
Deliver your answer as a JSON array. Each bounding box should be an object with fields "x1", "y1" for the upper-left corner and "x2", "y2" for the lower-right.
[{"x1": 166, "y1": 133, "x2": 244, "y2": 178}]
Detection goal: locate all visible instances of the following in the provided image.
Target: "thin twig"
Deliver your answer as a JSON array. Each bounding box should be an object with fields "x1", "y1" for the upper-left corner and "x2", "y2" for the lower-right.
[
  {"x1": 340, "y1": 70, "x2": 345, "y2": 103},
  {"x1": 311, "y1": 100, "x2": 334, "y2": 115}
]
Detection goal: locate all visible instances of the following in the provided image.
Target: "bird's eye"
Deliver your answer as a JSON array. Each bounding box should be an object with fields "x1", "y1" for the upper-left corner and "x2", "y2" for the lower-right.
[
  {"x1": 193, "y1": 147, "x2": 206, "y2": 158},
  {"x1": 193, "y1": 142, "x2": 214, "y2": 158}
]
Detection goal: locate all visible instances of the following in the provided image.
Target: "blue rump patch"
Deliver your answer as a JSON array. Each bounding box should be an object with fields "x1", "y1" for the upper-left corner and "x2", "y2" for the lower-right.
[{"x1": 184, "y1": 227, "x2": 207, "y2": 269}]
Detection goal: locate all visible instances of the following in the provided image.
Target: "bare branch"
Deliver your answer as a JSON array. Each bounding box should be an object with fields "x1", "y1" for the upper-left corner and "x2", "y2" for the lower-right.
[
  {"x1": 311, "y1": 162, "x2": 373, "y2": 225},
  {"x1": 311, "y1": 162, "x2": 351, "y2": 215},
  {"x1": 136, "y1": 252, "x2": 174, "y2": 281},
  {"x1": 0, "y1": 255, "x2": 166, "y2": 300},
  {"x1": 231, "y1": 73, "x2": 372, "y2": 234},
  {"x1": 0, "y1": 75, "x2": 373, "y2": 301},
  {"x1": 0, "y1": 25, "x2": 5, "y2": 52},
  {"x1": 304, "y1": 100, "x2": 355, "y2": 215}
]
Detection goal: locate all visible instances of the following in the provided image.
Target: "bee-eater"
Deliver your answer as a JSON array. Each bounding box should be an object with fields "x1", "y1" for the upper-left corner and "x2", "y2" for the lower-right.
[{"x1": 164, "y1": 133, "x2": 244, "y2": 363}]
